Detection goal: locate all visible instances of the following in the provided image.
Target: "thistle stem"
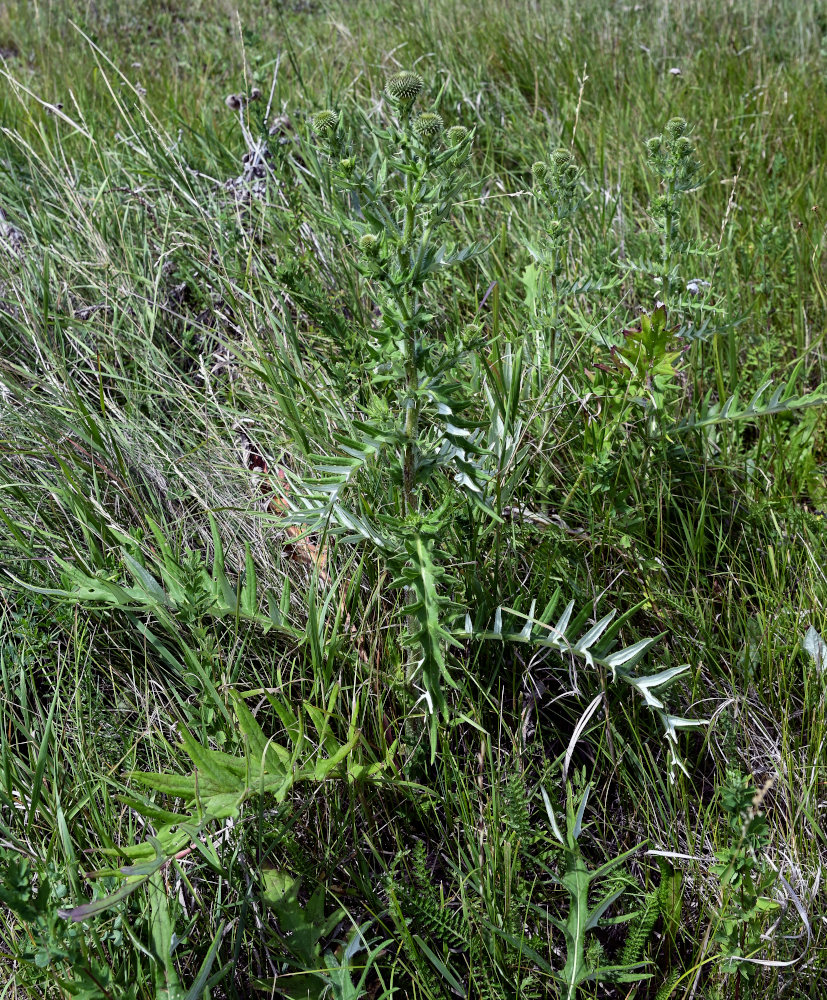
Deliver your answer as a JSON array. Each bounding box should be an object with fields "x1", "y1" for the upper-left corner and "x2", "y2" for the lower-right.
[{"x1": 403, "y1": 318, "x2": 418, "y2": 515}]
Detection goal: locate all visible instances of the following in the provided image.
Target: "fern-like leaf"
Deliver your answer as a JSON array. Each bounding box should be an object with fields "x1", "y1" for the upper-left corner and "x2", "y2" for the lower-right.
[{"x1": 620, "y1": 890, "x2": 659, "y2": 966}]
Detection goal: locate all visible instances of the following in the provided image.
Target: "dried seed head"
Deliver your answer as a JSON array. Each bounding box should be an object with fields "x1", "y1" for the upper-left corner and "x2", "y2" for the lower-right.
[
  {"x1": 358, "y1": 233, "x2": 380, "y2": 256},
  {"x1": 446, "y1": 125, "x2": 469, "y2": 147},
  {"x1": 386, "y1": 70, "x2": 425, "y2": 106},
  {"x1": 225, "y1": 93, "x2": 243, "y2": 111},
  {"x1": 665, "y1": 117, "x2": 688, "y2": 140},
  {"x1": 311, "y1": 109, "x2": 339, "y2": 135},
  {"x1": 250, "y1": 87, "x2": 262, "y2": 102},
  {"x1": 413, "y1": 111, "x2": 444, "y2": 142}
]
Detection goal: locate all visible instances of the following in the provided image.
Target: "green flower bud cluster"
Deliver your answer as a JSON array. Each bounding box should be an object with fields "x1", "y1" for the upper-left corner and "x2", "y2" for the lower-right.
[
  {"x1": 551, "y1": 148, "x2": 574, "y2": 170},
  {"x1": 383, "y1": 74, "x2": 472, "y2": 164},
  {"x1": 645, "y1": 136, "x2": 662, "y2": 159},
  {"x1": 459, "y1": 322, "x2": 484, "y2": 349},
  {"x1": 446, "y1": 124, "x2": 471, "y2": 164},
  {"x1": 533, "y1": 146, "x2": 582, "y2": 221},
  {"x1": 646, "y1": 118, "x2": 701, "y2": 190},
  {"x1": 673, "y1": 136, "x2": 693, "y2": 159}
]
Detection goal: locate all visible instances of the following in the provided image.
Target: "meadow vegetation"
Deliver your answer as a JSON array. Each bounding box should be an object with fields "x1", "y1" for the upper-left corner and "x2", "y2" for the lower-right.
[{"x1": 0, "y1": 0, "x2": 826, "y2": 996}]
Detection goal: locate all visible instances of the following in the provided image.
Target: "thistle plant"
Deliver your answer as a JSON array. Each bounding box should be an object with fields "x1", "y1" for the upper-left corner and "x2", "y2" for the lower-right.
[
  {"x1": 289, "y1": 73, "x2": 488, "y2": 741},
  {"x1": 644, "y1": 117, "x2": 706, "y2": 305},
  {"x1": 540, "y1": 783, "x2": 650, "y2": 998}
]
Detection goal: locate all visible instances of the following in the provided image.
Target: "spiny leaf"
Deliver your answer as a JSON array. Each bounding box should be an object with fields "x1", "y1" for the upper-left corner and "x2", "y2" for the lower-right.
[
  {"x1": 459, "y1": 603, "x2": 704, "y2": 770},
  {"x1": 674, "y1": 371, "x2": 827, "y2": 434}
]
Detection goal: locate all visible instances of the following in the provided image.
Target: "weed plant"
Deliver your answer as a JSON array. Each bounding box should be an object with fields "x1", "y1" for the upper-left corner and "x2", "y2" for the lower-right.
[{"x1": 0, "y1": 0, "x2": 826, "y2": 997}]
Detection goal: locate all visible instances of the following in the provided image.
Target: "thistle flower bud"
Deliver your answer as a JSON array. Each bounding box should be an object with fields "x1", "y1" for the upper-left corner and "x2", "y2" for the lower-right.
[
  {"x1": 311, "y1": 109, "x2": 339, "y2": 135},
  {"x1": 645, "y1": 136, "x2": 662, "y2": 158},
  {"x1": 460, "y1": 322, "x2": 483, "y2": 348},
  {"x1": 413, "y1": 111, "x2": 444, "y2": 143},
  {"x1": 340, "y1": 157, "x2": 356, "y2": 176},
  {"x1": 665, "y1": 117, "x2": 688, "y2": 140},
  {"x1": 532, "y1": 161, "x2": 549, "y2": 181},
  {"x1": 674, "y1": 136, "x2": 693, "y2": 158},
  {"x1": 551, "y1": 148, "x2": 573, "y2": 169},
  {"x1": 386, "y1": 71, "x2": 425, "y2": 107},
  {"x1": 446, "y1": 125, "x2": 469, "y2": 147},
  {"x1": 358, "y1": 233, "x2": 380, "y2": 257},
  {"x1": 652, "y1": 194, "x2": 671, "y2": 216}
]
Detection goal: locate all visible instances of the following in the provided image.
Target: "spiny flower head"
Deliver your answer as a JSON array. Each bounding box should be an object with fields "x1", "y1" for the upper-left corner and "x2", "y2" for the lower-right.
[
  {"x1": 446, "y1": 125, "x2": 469, "y2": 147},
  {"x1": 413, "y1": 112, "x2": 444, "y2": 143},
  {"x1": 664, "y1": 117, "x2": 688, "y2": 140},
  {"x1": 645, "y1": 135, "x2": 663, "y2": 159},
  {"x1": 551, "y1": 148, "x2": 574, "y2": 170},
  {"x1": 386, "y1": 70, "x2": 425, "y2": 107},
  {"x1": 358, "y1": 233, "x2": 380, "y2": 257},
  {"x1": 674, "y1": 136, "x2": 694, "y2": 159},
  {"x1": 311, "y1": 109, "x2": 339, "y2": 135},
  {"x1": 532, "y1": 160, "x2": 550, "y2": 181}
]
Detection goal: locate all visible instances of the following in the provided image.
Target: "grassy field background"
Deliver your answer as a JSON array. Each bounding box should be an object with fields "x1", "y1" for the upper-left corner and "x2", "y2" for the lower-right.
[{"x1": 1, "y1": 0, "x2": 826, "y2": 997}]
